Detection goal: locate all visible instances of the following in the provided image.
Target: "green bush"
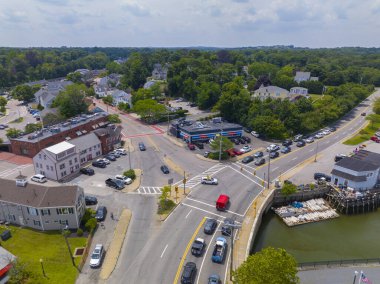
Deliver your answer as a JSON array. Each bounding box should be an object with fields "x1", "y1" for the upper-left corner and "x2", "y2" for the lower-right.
[
  {"x1": 76, "y1": 228, "x2": 84, "y2": 237},
  {"x1": 157, "y1": 199, "x2": 176, "y2": 214},
  {"x1": 310, "y1": 183, "x2": 315, "y2": 190},
  {"x1": 85, "y1": 218, "x2": 97, "y2": 232},
  {"x1": 208, "y1": 151, "x2": 228, "y2": 160},
  {"x1": 81, "y1": 208, "x2": 96, "y2": 226},
  {"x1": 123, "y1": 169, "x2": 136, "y2": 180}
]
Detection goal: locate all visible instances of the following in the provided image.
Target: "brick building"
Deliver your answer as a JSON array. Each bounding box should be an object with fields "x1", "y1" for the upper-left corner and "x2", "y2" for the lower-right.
[
  {"x1": 93, "y1": 124, "x2": 122, "y2": 154},
  {"x1": 10, "y1": 113, "x2": 109, "y2": 158}
]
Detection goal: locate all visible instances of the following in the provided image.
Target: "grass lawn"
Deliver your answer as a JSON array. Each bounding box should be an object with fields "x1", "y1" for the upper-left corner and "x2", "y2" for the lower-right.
[
  {"x1": 9, "y1": 117, "x2": 24, "y2": 123},
  {"x1": 0, "y1": 225, "x2": 87, "y2": 284},
  {"x1": 344, "y1": 121, "x2": 380, "y2": 145},
  {"x1": 309, "y1": 94, "x2": 322, "y2": 103}
]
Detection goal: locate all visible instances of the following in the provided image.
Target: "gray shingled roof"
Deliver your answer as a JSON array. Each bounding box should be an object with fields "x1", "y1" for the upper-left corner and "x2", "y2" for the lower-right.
[
  {"x1": 69, "y1": 132, "x2": 101, "y2": 150},
  {"x1": 0, "y1": 178, "x2": 79, "y2": 208},
  {"x1": 331, "y1": 169, "x2": 367, "y2": 182},
  {"x1": 335, "y1": 150, "x2": 380, "y2": 172}
]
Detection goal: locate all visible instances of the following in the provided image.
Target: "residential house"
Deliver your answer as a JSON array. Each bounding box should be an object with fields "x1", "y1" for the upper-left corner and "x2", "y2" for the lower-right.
[
  {"x1": 68, "y1": 132, "x2": 102, "y2": 164},
  {"x1": 94, "y1": 85, "x2": 108, "y2": 97},
  {"x1": 109, "y1": 89, "x2": 132, "y2": 107},
  {"x1": 253, "y1": 85, "x2": 290, "y2": 100},
  {"x1": 94, "y1": 124, "x2": 122, "y2": 154},
  {"x1": 34, "y1": 80, "x2": 73, "y2": 108},
  {"x1": 294, "y1": 71, "x2": 319, "y2": 83},
  {"x1": 152, "y1": 63, "x2": 168, "y2": 81},
  {"x1": 331, "y1": 150, "x2": 380, "y2": 191},
  {"x1": 290, "y1": 87, "x2": 309, "y2": 97},
  {"x1": 0, "y1": 176, "x2": 85, "y2": 230},
  {"x1": 144, "y1": 80, "x2": 158, "y2": 89},
  {"x1": 114, "y1": 58, "x2": 127, "y2": 64}
]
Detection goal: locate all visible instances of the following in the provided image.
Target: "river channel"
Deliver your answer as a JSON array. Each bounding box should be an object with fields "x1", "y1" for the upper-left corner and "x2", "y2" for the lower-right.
[{"x1": 252, "y1": 210, "x2": 380, "y2": 262}]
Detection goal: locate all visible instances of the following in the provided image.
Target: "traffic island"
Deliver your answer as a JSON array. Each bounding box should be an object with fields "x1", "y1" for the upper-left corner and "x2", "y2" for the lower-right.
[
  {"x1": 99, "y1": 209, "x2": 132, "y2": 280},
  {"x1": 122, "y1": 169, "x2": 142, "y2": 193}
]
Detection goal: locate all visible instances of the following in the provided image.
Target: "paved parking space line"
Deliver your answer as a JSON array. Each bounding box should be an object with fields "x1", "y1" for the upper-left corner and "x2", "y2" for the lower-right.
[
  {"x1": 272, "y1": 167, "x2": 279, "y2": 171},
  {"x1": 160, "y1": 244, "x2": 168, "y2": 258},
  {"x1": 186, "y1": 197, "x2": 244, "y2": 217}
]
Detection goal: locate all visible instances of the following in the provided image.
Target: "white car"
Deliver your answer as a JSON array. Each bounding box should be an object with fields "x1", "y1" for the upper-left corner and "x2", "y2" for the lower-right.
[
  {"x1": 201, "y1": 176, "x2": 218, "y2": 185},
  {"x1": 240, "y1": 145, "x2": 252, "y2": 153},
  {"x1": 90, "y1": 244, "x2": 104, "y2": 268},
  {"x1": 267, "y1": 144, "x2": 280, "y2": 152},
  {"x1": 322, "y1": 129, "x2": 331, "y2": 135},
  {"x1": 314, "y1": 133, "x2": 324, "y2": 139},
  {"x1": 250, "y1": 131, "x2": 259, "y2": 138},
  {"x1": 97, "y1": 158, "x2": 110, "y2": 165},
  {"x1": 116, "y1": 148, "x2": 127, "y2": 155},
  {"x1": 115, "y1": 175, "x2": 132, "y2": 185},
  {"x1": 305, "y1": 137, "x2": 314, "y2": 143},
  {"x1": 31, "y1": 174, "x2": 47, "y2": 183},
  {"x1": 375, "y1": 132, "x2": 380, "y2": 138}
]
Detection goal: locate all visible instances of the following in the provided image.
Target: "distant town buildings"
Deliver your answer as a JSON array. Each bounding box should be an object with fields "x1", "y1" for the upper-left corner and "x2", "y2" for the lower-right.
[
  {"x1": 151, "y1": 63, "x2": 168, "y2": 81},
  {"x1": 34, "y1": 80, "x2": 73, "y2": 108},
  {"x1": 253, "y1": 85, "x2": 290, "y2": 100},
  {"x1": 294, "y1": 71, "x2": 319, "y2": 83}
]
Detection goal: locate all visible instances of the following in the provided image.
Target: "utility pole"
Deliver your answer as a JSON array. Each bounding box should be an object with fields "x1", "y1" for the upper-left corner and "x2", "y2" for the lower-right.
[
  {"x1": 218, "y1": 129, "x2": 223, "y2": 162},
  {"x1": 167, "y1": 112, "x2": 170, "y2": 134},
  {"x1": 267, "y1": 154, "x2": 271, "y2": 189},
  {"x1": 223, "y1": 221, "x2": 241, "y2": 281},
  {"x1": 62, "y1": 225, "x2": 78, "y2": 270},
  {"x1": 183, "y1": 171, "x2": 186, "y2": 194},
  {"x1": 314, "y1": 140, "x2": 319, "y2": 162},
  {"x1": 127, "y1": 143, "x2": 132, "y2": 170}
]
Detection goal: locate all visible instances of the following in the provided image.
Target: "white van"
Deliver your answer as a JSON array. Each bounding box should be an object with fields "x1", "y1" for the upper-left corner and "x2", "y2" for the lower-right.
[{"x1": 31, "y1": 174, "x2": 47, "y2": 183}]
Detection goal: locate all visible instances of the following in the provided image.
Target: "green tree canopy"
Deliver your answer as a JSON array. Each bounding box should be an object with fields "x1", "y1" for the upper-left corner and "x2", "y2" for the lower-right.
[
  {"x1": 102, "y1": 95, "x2": 113, "y2": 105},
  {"x1": 233, "y1": 247, "x2": 299, "y2": 284},
  {"x1": 11, "y1": 84, "x2": 40, "y2": 102},
  {"x1": 209, "y1": 135, "x2": 234, "y2": 152},
  {"x1": 51, "y1": 84, "x2": 90, "y2": 118},
  {"x1": 108, "y1": 114, "x2": 121, "y2": 123},
  {"x1": 133, "y1": 99, "x2": 166, "y2": 123},
  {"x1": 373, "y1": 98, "x2": 380, "y2": 115},
  {"x1": 6, "y1": 128, "x2": 22, "y2": 138},
  {"x1": 24, "y1": 123, "x2": 42, "y2": 134},
  {"x1": 66, "y1": 72, "x2": 82, "y2": 83}
]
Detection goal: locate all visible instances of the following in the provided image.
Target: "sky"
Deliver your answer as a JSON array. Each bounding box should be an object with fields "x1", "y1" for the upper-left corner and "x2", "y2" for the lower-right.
[{"x1": 1, "y1": 0, "x2": 380, "y2": 48}]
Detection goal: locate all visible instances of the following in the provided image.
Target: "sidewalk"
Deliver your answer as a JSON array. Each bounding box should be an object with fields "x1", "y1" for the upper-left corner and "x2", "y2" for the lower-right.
[{"x1": 99, "y1": 209, "x2": 132, "y2": 280}]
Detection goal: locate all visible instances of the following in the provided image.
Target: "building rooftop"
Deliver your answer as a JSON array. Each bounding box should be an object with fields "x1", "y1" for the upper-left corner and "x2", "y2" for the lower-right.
[
  {"x1": 254, "y1": 85, "x2": 289, "y2": 94},
  {"x1": 69, "y1": 132, "x2": 101, "y2": 150},
  {"x1": 335, "y1": 150, "x2": 380, "y2": 172},
  {"x1": 45, "y1": 141, "x2": 75, "y2": 155},
  {"x1": 11, "y1": 112, "x2": 108, "y2": 142},
  {"x1": 177, "y1": 119, "x2": 242, "y2": 133},
  {"x1": 0, "y1": 178, "x2": 80, "y2": 208}
]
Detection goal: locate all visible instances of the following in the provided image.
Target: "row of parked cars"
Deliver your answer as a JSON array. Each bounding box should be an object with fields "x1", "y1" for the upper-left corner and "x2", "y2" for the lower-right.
[{"x1": 91, "y1": 148, "x2": 127, "y2": 168}]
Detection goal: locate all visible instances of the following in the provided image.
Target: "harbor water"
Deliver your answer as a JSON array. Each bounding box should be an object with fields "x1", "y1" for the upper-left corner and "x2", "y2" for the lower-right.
[{"x1": 252, "y1": 210, "x2": 380, "y2": 263}]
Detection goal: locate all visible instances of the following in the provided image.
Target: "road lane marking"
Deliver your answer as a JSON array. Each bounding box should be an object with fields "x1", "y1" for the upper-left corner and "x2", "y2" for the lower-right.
[
  {"x1": 182, "y1": 203, "x2": 227, "y2": 219},
  {"x1": 309, "y1": 149, "x2": 314, "y2": 152},
  {"x1": 228, "y1": 165, "x2": 263, "y2": 188},
  {"x1": 160, "y1": 244, "x2": 168, "y2": 258},
  {"x1": 271, "y1": 167, "x2": 279, "y2": 171},
  {"x1": 173, "y1": 217, "x2": 207, "y2": 284},
  {"x1": 291, "y1": 157, "x2": 297, "y2": 161},
  {"x1": 184, "y1": 199, "x2": 244, "y2": 218},
  {"x1": 185, "y1": 209, "x2": 192, "y2": 219},
  {"x1": 195, "y1": 222, "x2": 222, "y2": 284}
]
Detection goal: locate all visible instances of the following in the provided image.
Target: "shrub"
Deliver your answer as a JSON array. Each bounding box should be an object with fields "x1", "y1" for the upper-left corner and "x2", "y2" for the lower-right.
[
  {"x1": 81, "y1": 208, "x2": 96, "y2": 226},
  {"x1": 85, "y1": 218, "x2": 97, "y2": 232},
  {"x1": 123, "y1": 169, "x2": 136, "y2": 180},
  {"x1": 157, "y1": 199, "x2": 176, "y2": 214},
  {"x1": 281, "y1": 183, "x2": 297, "y2": 196},
  {"x1": 208, "y1": 151, "x2": 228, "y2": 160},
  {"x1": 76, "y1": 228, "x2": 84, "y2": 237},
  {"x1": 310, "y1": 183, "x2": 315, "y2": 190}
]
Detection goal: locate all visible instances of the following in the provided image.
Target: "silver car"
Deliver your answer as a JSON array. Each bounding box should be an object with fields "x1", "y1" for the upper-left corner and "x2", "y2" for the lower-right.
[
  {"x1": 201, "y1": 177, "x2": 218, "y2": 185},
  {"x1": 90, "y1": 244, "x2": 104, "y2": 268}
]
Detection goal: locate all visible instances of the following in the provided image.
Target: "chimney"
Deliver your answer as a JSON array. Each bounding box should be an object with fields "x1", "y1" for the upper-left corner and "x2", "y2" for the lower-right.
[{"x1": 15, "y1": 172, "x2": 28, "y2": 187}]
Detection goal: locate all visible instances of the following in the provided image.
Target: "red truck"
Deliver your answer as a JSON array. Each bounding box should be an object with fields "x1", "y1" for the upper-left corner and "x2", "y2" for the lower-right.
[{"x1": 216, "y1": 194, "x2": 230, "y2": 211}]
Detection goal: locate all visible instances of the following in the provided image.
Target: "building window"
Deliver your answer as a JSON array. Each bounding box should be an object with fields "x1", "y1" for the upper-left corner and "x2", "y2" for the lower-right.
[
  {"x1": 39, "y1": 154, "x2": 42, "y2": 159},
  {"x1": 43, "y1": 154, "x2": 46, "y2": 160},
  {"x1": 67, "y1": 148, "x2": 74, "y2": 155},
  {"x1": 27, "y1": 207, "x2": 38, "y2": 216},
  {"x1": 46, "y1": 165, "x2": 49, "y2": 170},
  {"x1": 69, "y1": 160, "x2": 72, "y2": 166},
  {"x1": 74, "y1": 157, "x2": 78, "y2": 163},
  {"x1": 75, "y1": 165, "x2": 79, "y2": 169},
  {"x1": 56, "y1": 208, "x2": 73, "y2": 215},
  {"x1": 41, "y1": 209, "x2": 51, "y2": 216},
  {"x1": 50, "y1": 166, "x2": 54, "y2": 171},
  {"x1": 59, "y1": 164, "x2": 65, "y2": 170},
  {"x1": 61, "y1": 171, "x2": 67, "y2": 177},
  {"x1": 36, "y1": 164, "x2": 39, "y2": 168},
  {"x1": 60, "y1": 220, "x2": 69, "y2": 226},
  {"x1": 33, "y1": 220, "x2": 41, "y2": 227}
]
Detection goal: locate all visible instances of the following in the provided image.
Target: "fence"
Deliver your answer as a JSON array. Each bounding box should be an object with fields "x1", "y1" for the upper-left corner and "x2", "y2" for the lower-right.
[{"x1": 298, "y1": 258, "x2": 380, "y2": 270}]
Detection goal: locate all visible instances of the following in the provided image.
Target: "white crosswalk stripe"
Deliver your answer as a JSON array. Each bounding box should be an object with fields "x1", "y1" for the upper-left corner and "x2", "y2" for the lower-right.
[
  {"x1": 137, "y1": 186, "x2": 162, "y2": 195},
  {"x1": 175, "y1": 163, "x2": 226, "y2": 189}
]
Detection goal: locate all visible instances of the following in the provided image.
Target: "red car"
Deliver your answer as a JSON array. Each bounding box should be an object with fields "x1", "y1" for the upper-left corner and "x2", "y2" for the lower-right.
[
  {"x1": 370, "y1": 136, "x2": 380, "y2": 143},
  {"x1": 188, "y1": 143, "x2": 196, "y2": 150},
  {"x1": 232, "y1": 148, "x2": 243, "y2": 155},
  {"x1": 226, "y1": 149, "x2": 236, "y2": 157}
]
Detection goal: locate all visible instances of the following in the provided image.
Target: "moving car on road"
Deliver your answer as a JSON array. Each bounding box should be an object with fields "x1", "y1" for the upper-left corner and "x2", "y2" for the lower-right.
[
  {"x1": 80, "y1": 167, "x2": 95, "y2": 176},
  {"x1": 201, "y1": 176, "x2": 218, "y2": 185},
  {"x1": 216, "y1": 194, "x2": 229, "y2": 211},
  {"x1": 138, "y1": 142, "x2": 146, "y2": 151},
  {"x1": 160, "y1": 165, "x2": 170, "y2": 174},
  {"x1": 242, "y1": 156, "x2": 254, "y2": 164},
  {"x1": 208, "y1": 274, "x2": 221, "y2": 284},
  {"x1": 204, "y1": 219, "x2": 217, "y2": 235},
  {"x1": 211, "y1": 237, "x2": 227, "y2": 264},
  {"x1": 90, "y1": 244, "x2": 104, "y2": 268},
  {"x1": 191, "y1": 238, "x2": 205, "y2": 256},
  {"x1": 181, "y1": 262, "x2": 197, "y2": 284}
]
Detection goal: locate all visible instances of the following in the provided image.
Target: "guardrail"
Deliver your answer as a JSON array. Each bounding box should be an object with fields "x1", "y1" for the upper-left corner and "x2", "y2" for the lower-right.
[{"x1": 298, "y1": 258, "x2": 380, "y2": 269}]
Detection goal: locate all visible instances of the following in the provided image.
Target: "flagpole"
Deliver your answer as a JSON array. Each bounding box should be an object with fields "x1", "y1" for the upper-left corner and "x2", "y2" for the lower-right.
[{"x1": 358, "y1": 270, "x2": 363, "y2": 284}]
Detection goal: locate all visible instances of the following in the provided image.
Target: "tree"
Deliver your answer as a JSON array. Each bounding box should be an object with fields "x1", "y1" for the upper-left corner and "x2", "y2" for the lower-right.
[
  {"x1": 42, "y1": 112, "x2": 64, "y2": 126},
  {"x1": 210, "y1": 135, "x2": 233, "y2": 153},
  {"x1": 281, "y1": 183, "x2": 297, "y2": 196},
  {"x1": 102, "y1": 95, "x2": 113, "y2": 105},
  {"x1": 8, "y1": 260, "x2": 32, "y2": 284},
  {"x1": 197, "y1": 82, "x2": 221, "y2": 110},
  {"x1": 373, "y1": 98, "x2": 380, "y2": 115},
  {"x1": 51, "y1": 84, "x2": 90, "y2": 118},
  {"x1": 132, "y1": 88, "x2": 153, "y2": 104},
  {"x1": 66, "y1": 71, "x2": 82, "y2": 83},
  {"x1": 0, "y1": 96, "x2": 7, "y2": 108},
  {"x1": 233, "y1": 247, "x2": 299, "y2": 284},
  {"x1": 24, "y1": 123, "x2": 42, "y2": 134},
  {"x1": 133, "y1": 99, "x2": 166, "y2": 123},
  {"x1": 251, "y1": 115, "x2": 287, "y2": 139},
  {"x1": 11, "y1": 85, "x2": 37, "y2": 102},
  {"x1": 366, "y1": 114, "x2": 380, "y2": 128},
  {"x1": 6, "y1": 128, "x2": 22, "y2": 138},
  {"x1": 108, "y1": 114, "x2": 121, "y2": 123}
]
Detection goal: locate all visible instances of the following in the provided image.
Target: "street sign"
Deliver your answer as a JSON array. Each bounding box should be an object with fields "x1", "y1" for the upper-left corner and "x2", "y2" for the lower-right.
[{"x1": 168, "y1": 178, "x2": 173, "y2": 185}]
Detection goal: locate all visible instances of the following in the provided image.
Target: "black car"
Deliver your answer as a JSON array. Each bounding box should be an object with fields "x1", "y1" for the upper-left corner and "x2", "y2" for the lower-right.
[
  {"x1": 95, "y1": 206, "x2": 107, "y2": 221},
  {"x1": 242, "y1": 136, "x2": 251, "y2": 143},
  {"x1": 194, "y1": 142, "x2": 204, "y2": 149},
  {"x1": 296, "y1": 140, "x2": 306, "y2": 147},
  {"x1": 334, "y1": 154, "x2": 347, "y2": 162},
  {"x1": 85, "y1": 196, "x2": 98, "y2": 205},
  {"x1": 232, "y1": 138, "x2": 240, "y2": 145},
  {"x1": 254, "y1": 151, "x2": 264, "y2": 158},
  {"x1": 105, "y1": 154, "x2": 116, "y2": 161},
  {"x1": 105, "y1": 178, "x2": 125, "y2": 190},
  {"x1": 242, "y1": 156, "x2": 254, "y2": 164},
  {"x1": 282, "y1": 139, "x2": 293, "y2": 146},
  {"x1": 269, "y1": 151, "x2": 279, "y2": 159},
  {"x1": 181, "y1": 262, "x2": 196, "y2": 284},
  {"x1": 80, "y1": 167, "x2": 95, "y2": 175},
  {"x1": 221, "y1": 218, "x2": 235, "y2": 236},
  {"x1": 161, "y1": 165, "x2": 170, "y2": 174},
  {"x1": 138, "y1": 142, "x2": 146, "y2": 151},
  {"x1": 293, "y1": 134, "x2": 303, "y2": 142},
  {"x1": 281, "y1": 146, "x2": 291, "y2": 154},
  {"x1": 92, "y1": 161, "x2": 106, "y2": 168},
  {"x1": 254, "y1": 158, "x2": 265, "y2": 166},
  {"x1": 189, "y1": 103, "x2": 197, "y2": 107},
  {"x1": 243, "y1": 127, "x2": 252, "y2": 133},
  {"x1": 204, "y1": 218, "x2": 217, "y2": 235},
  {"x1": 238, "y1": 137, "x2": 246, "y2": 144},
  {"x1": 314, "y1": 173, "x2": 331, "y2": 182}
]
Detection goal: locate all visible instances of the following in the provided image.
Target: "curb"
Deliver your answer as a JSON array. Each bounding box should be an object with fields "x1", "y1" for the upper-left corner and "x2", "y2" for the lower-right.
[
  {"x1": 99, "y1": 209, "x2": 132, "y2": 280},
  {"x1": 163, "y1": 133, "x2": 186, "y2": 148}
]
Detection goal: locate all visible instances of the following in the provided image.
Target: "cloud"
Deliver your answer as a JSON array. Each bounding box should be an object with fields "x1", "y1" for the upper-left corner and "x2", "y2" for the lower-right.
[
  {"x1": 1, "y1": 10, "x2": 28, "y2": 23},
  {"x1": 59, "y1": 13, "x2": 80, "y2": 25},
  {"x1": 36, "y1": 0, "x2": 68, "y2": 5},
  {"x1": 231, "y1": 0, "x2": 249, "y2": 3},
  {"x1": 123, "y1": 2, "x2": 151, "y2": 17}
]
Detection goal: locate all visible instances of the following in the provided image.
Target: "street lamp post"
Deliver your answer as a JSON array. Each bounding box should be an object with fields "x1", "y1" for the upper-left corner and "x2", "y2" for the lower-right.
[
  {"x1": 353, "y1": 271, "x2": 358, "y2": 284},
  {"x1": 61, "y1": 225, "x2": 77, "y2": 270},
  {"x1": 314, "y1": 140, "x2": 319, "y2": 162},
  {"x1": 223, "y1": 221, "x2": 241, "y2": 281},
  {"x1": 127, "y1": 143, "x2": 132, "y2": 170},
  {"x1": 267, "y1": 154, "x2": 271, "y2": 189},
  {"x1": 40, "y1": 258, "x2": 46, "y2": 278}
]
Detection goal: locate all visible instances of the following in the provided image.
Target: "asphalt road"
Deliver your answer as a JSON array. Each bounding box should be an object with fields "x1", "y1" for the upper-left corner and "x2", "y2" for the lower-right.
[
  {"x1": 0, "y1": 99, "x2": 31, "y2": 141},
  {"x1": 76, "y1": 90, "x2": 379, "y2": 284}
]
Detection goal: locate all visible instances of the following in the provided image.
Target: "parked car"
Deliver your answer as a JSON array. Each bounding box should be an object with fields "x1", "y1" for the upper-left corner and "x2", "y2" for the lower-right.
[
  {"x1": 85, "y1": 196, "x2": 98, "y2": 205},
  {"x1": 282, "y1": 139, "x2": 293, "y2": 146},
  {"x1": 242, "y1": 136, "x2": 251, "y2": 143},
  {"x1": 208, "y1": 274, "x2": 221, "y2": 284},
  {"x1": 226, "y1": 149, "x2": 236, "y2": 157},
  {"x1": 191, "y1": 238, "x2": 205, "y2": 257},
  {"x1": 194, "y1": 142, "x2": 204, "y2": 149},
  {"x1": 242, "y1": 156, "x2": 254, "y2": 164},
  {"x1": 305, "y1": 137, "x2": 314, "y2": 143},
  {"x1": 243, "y1": 127, "x2": 252, "y2": 133},
  {"x1": 138, "y1": 142, "x2": 146, "y2": 151},
  {"x1": 281, "y1": 146, "x2": 291, "y2": 154},
  {"x1": 97, "y1": 158, "x2": 110, "y2": 165},
  {"x1": 232, "y1": 138, "x2": 240, "y2": 145},
  {"x1": 296, "y1": 140, "x2": 306, "y2": 147},
  {"x1": 110, "y1": 151, "x2": 120, "y2": 158},
  {"x1": 105, "y1": 178, "x2": 125, "y2": 190},
  {"x1": 89, "y1": 244, "x2": 104, "y2": 268},
  {"x1": 322, "y1": 129, "x2": 331, "y2": 135},
  {"x1": 267, "y1": 144, "x2": 280, "y2": 152},
  {"x1": 204, "y1": 218, "x2": 217, "y2": 234},
  {"x1": 314, "y1": 172, "x2": 331, "y2": 182},
  {"x1": 238, "y1": 137, "x2": 246, "y2": 144},
  {"x1": 254, "y1": 151, "x2": 264, "y2": 158},
  {"x1": 240, "y1": 145, "x2": 252, "y2": 153},
  {"x1": 254, "y1": 158, "x2": 265, "y2": 166},
  {"x1": 161, "y1": 165, "x2": 170, "y2": 174},
  {"x1": 201, "y1": 176, "x2": 218, "y2": 185},
  {"x1": 80, "y1": 167, "x2": 95, "y2": 176},
  {"x1": 115, "y1": 148, "x2": 127, "y2": 155},
  {"x1": 269, "y1": 151, "x2": 279, "y2": 159},
  {"x1": 105, "y1": 154, "x2": 116, "y2": 161},
  {"x1": 203, "y1": 151, "x2": 210, "y2": 158},
  {"x1": 115, "y1": 175, "x2": 133, "y2": 185},
  {"x1": 92, "y1": 160, "x2": 106, "y2": 168},
  {"x1": 361, "y1": 112, "x2": 366, "y2": 116},
  {"x1": 250, "y1": 131, "x2": 259, "y2": 137},
  {"x1": 293, "y1": 134, "x2": 303, "y2": 142},
  {"x1": 375, "y1": 132, "x2": 380, "y2": 138},
  {"x1": 329, "y1": 127, "x2": 337, "y2": 132},
  {"x1": 370, "y1": 136, "x2": 380, "y2": 143},
  {"x1": 188, "y1": 143, "x2": 196, "y2": 150},
  {"x1": 314, "y1": 133, "x2": 324, "y2": 139},
  {"x1": 95, "y1": 206, "x2": 107, "y2": 221},
  {"x1": 31, "y1": 174, "x2": 47, "y2": 183},
  {"x1": 334, "y1": 154, "x2": 347, "y2": 162},
  {"x1": 232, "y1": 148, "x2": 243, "y2": 155},
  {"x1": 181, "y1": 262, "x2": 197, "y2": 284}
]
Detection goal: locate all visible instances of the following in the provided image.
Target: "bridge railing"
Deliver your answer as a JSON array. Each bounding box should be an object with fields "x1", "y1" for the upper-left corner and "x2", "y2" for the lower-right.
[{"x1": 298, "y1": 258, "x2": 380, "y2": 269}]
